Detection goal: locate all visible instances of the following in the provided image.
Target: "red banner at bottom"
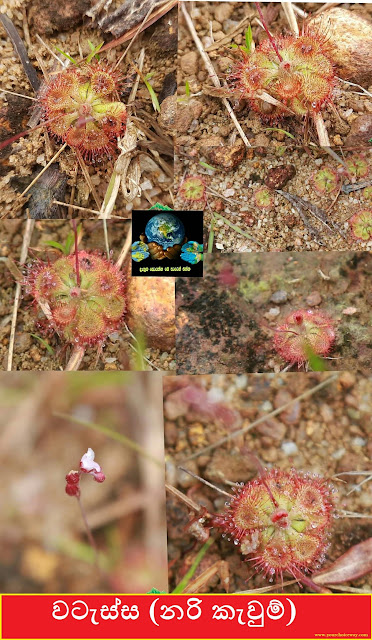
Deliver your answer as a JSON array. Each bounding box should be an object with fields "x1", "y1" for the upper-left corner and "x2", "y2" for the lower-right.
[{"x1": 1, "y1": 594, "x2": 371, "y2": 639}]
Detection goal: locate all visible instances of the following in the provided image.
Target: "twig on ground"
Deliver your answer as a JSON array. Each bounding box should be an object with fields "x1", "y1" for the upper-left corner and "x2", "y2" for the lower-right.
[
  {"x1": 7, "y1": 220, "x2": 35, "y2": 371},
  {"x1": 65, "y1": 344, "x2": 86, "y2": 371},
  {"x1": 281, "y1": 2, "x2": 299, "y2": 36},
  {"x1": 18, "y1": 143, "x2": 67, "y2": 200}
]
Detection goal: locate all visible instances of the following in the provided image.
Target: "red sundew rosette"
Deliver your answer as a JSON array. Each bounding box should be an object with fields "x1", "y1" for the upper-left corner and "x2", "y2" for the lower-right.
[
  {"x1": 273, "y1": 308, "x2": 336, "y2": 366},
  {"x1": 24, "y1": 250, "x2": 126, "y2": 347},
  {"x1": 40, "y1": 62, "x2": 126, "y2": 163},
  {"x1": 227, "y1": 31, "x2": 335, "y2": 121},
  {"x1": 211, "y1": 468, "x2": 334, "y2": 580}
]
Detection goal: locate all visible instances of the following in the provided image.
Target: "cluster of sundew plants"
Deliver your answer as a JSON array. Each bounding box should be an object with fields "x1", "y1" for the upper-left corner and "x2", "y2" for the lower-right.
[
  {"x1": 21, "y1": 222, "x2": 126, "y2": 369},
  {"x1": 309, "y1": 154, "x2": 372, "y2": 243},
  {"x1": 221, "y1": 2, "x2": 338, "y2": 146}
]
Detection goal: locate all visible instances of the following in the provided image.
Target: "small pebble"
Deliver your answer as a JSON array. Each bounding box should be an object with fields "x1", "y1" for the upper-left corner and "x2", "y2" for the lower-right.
[
  {"x1": 270, "y1": 290, "x2": 288, "y2": 304},
  {"x1": 281, "y1": 441, "x2": 298, "y2": 455}
]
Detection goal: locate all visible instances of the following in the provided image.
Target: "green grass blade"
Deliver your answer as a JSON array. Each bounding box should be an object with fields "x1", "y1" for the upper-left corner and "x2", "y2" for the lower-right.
[
  {"x1": 199, "y1": 161, "x2": 215, "y2": 171},
  {"x1": 87, "y1": 41, "x2": 104, "y2": 63},
  {"x1": 213, "y1": 212, "x2": 265, "y2": 248},
  {"x1": 172, "y1": 538, "x2": 215, "y2": 594},
  {"x1": 44, "y1": 240, "x2": 65, "y2": 253},
  {"x1": 208, "y1": 215, "x2": 215, "y2": 253},
  {"x1": 53, "y1": 412, "x2": 163, "y2": 467},
  {"x1": 144, "y1": 76, "x2": 160, "y2": 113},
  {"x1": 30, "y1": 334, "x2": 54, "y2": 355},
  {"x1": 64, "y1": 232, "x2": 74, "y2": 255},
  {"x1": 265, "y1": 127, "x2": 295, "y2": 140},
  {"x1": 55, "y1": 46, "x2": 78, "y2": 65},
  {"x1": 245, "y1": 25, "x2": 253, "y2": 53},
  {"x1": 304, "y1": 344, "x2": 327, "y2": 371}
]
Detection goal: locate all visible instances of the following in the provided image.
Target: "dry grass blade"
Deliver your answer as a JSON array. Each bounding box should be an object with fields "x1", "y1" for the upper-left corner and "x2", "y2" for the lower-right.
[
  {"x1": 205, "y1": 16, "x2": 251, "y2": 52},
  {"x1": 19, "y1": 143, "x2": 67, "y2": 199},
  {"x1": 182, "y1": 373, "x2": 339, "y2": 461},
  {"x1": 101, "y1": 0, "x2": 177, "y2": 54},
  {"x1": 0, "y1": 87, "x2": 36, "y2": 100},
  {"x1": 238, "y1": 579, "x2": 297, "y2": 594},
  {"x1": 65, "y1": 345, "x2": 85, "y2": 371},
  {"x1": 75, "y1": 149, "x2": 102, "y2": 210},
  {"x1": 115, "y1": 226, "x2": 132, "y2": 268},
  {"x1": 128, "y1": 48, "x2": 145, "y2": 105},
  {"x1": 78, "y1": 490, "x2": 151, "y2": 531},
  {"x1": 313, "y1": 538, "x2": 372, "y2": 585},
  {"x1": 0, "y1": 13, "x2": 40, "y2": 92},
  {"x1": 313, "y1": 111, "x2": 331, "y2": 147},
  {"x1": 165, "y1": 483, "x2": 207, "y2": 514},
  {"x1": 53, "y1": 201, "x2": 100, "y2": 215},
  {"x1": 181, "y1": 2, "x2": 251, "y2": 148},
  {"x1": 281, "y1": 2, "x2": 299, "y2": 36},
  {"x1": 7, "y1": 220, "x2": 35, "y2": 371},
  {"x1": 184, "y1": 560, "x2": 229, "y2": 594}
]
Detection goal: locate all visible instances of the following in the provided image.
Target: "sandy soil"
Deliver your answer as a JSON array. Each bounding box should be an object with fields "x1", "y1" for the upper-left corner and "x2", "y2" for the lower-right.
[
  {"x1": 175, "y1": 147, "x2": 372, "y2": 253},
  {"x1": 164, "y1": 372, "x2": 372, "y2": 593},
  {"x1": 176, "y1": 251, "x2": 372, "y2": 374}
]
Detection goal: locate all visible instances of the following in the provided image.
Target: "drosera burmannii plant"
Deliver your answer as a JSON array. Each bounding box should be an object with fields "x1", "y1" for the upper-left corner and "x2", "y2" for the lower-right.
[
  {"x1": 168, "y1": 454, "x2": 336, "y2": 593},
  {"x1": 211, "y1": 1, "x2": 337, "y2": 146},
  {"x1": 65, "y1": 448, "x2": 106, "y2": 569},
  {"x1": 164, "y1": 374, "x2": 372, "y2": 594},
  {"x1": 0, "y1": 10, "x2": 174, "y2": 218},
  {"x1": 177, "y1": 175, "x2": 207, "y2": 209},
  {"x1": 273, "y1": 309, "x2": 336, "y2": 370},
  {"x1": 349, "y1": 210, "x2": 372, "y2": 242},
  {"x1": 22, "y1": 221, "x2": 126, "y2": 370}
]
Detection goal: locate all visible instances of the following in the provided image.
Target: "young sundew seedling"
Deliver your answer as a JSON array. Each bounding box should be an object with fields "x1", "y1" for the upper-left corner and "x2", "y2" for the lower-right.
[
  {"x1": 349, "y1": 209, "x2": 372, "y2": 241},
  {"x1": 211, "y1": 468, "x2": 334, "y2": 583},
  {"x1": 177, "y1": 175, "x2": 207, "y2": 208},
  {"x1": 274, "y1": 309, "x2": 335, "y2": 367},
  {"x1": 362, "y1": 186, "x2": 372, "y2": 202},
  {"x1": 24, "y1": 245, "x2": 126, "y2": 347},
  {"x1": 312, "y1": 167, "x2": 339, "y2": 195},
  {"x1": 254, "y1": 187, "x2": 274, "y2": 209},
  {"x1": 345, "y1": 156, "x2": 369, "y2": 180}
]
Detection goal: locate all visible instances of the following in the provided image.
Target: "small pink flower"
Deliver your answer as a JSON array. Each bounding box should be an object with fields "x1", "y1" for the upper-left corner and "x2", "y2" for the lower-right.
[
  {"x1": 93, "y1": 471, "x2": 106, "y2": 483},
  {"x1": 80, "y1": 448, "x2": 106, "y2": 483},
  {"x1": 65, "y1": 448, "x2": 106, "y2": 497}
]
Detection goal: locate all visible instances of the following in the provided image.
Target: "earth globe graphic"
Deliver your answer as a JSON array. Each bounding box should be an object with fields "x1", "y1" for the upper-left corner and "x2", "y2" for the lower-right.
[{"x1": 145, "y1": 213, "x2": 185, "y2": 249}]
